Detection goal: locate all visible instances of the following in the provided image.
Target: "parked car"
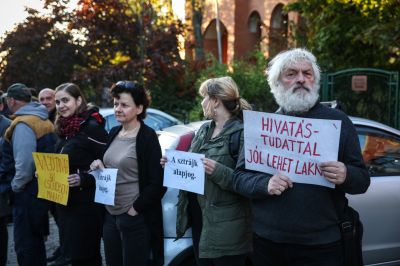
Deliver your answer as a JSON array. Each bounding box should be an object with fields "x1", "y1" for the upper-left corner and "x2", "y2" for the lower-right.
[
  {"x1": 99, "y1": 108, "x2": 183, "y2": 132},
  {"x1": 158, "y1": 117, "x2": 400, "y2": 266}
]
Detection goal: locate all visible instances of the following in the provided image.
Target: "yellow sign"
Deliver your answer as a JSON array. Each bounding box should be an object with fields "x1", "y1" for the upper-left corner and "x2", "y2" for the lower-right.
[{"x1": 33, "y1": 152, "x2": 69, "y2": 205}]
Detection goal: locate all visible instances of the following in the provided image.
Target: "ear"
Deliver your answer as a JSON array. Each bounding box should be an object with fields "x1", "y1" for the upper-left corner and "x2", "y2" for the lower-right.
[
  {"x1": 213, "y1": 98, "x2": 221, "y2": 108},
  {"x1": 77, "y1": 96, "x2": 83, "y2": 107},
  {"x1": 136, "y1": 105, "x2": 143, "y2": 116}
]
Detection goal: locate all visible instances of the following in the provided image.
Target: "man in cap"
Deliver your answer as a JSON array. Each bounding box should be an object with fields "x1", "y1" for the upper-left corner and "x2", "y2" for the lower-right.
[{"x1": 4, "y1": 83, "x2": 57, "y2": 266}]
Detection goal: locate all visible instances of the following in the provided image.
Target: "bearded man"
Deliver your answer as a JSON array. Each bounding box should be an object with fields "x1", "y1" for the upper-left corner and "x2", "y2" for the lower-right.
[{"x1": 232, "y1": 48, "x2": 370, "y2": 266}]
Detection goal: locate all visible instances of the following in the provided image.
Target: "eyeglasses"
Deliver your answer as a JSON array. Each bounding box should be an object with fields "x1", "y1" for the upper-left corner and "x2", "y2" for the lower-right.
[{"x1": 115, "y1": 81, "x2": 136, "y2": 90}]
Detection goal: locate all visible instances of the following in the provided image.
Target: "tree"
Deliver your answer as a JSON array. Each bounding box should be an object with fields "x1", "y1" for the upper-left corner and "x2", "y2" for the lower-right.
[
  {"x1": 0, "y1": 6, "x2": 82, "y2": 90},
  {"x1": 287, "y1": 0, "x2": 400, "y2": 127},
  {"x1": 69, "y1": 0, "x2": 195, "y2": 118},
  {"x1": 287, "y1": 0, "x2": 400, "y2": 71}
]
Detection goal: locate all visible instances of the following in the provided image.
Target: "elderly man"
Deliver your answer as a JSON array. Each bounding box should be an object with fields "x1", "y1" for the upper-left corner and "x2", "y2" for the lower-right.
[
  {"x1": 4, "y1": 83, "x2": 56, "y2": 266},
  {"x1": 39, "y1": 88, "x2": 56, "y2": 122},
  {"x1": 233, "y1": 48, "x2": 370, "y2": 266}
]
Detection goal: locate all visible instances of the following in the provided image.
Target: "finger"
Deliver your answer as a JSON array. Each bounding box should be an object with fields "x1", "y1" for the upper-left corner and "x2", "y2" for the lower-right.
[{"x1": 277, "y1": 175, "x2": 293, "y2": 188}]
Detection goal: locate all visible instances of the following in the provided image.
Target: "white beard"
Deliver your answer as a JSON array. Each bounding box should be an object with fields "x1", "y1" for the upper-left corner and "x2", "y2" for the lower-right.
[{"x1": 272, "y1": 83, "x2": 320, "y2": 113}]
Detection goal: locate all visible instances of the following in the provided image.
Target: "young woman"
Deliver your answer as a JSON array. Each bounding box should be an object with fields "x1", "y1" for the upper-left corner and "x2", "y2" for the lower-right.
[
  {"x1": 90, "y1": 80, "x2": 166, "y2": 266},
  {"x1": 54, "y1": 83, "x2": 108, "y2": 266},
  {"x1": 161, "y1": 76, "x2": 253, "y2": 266}
]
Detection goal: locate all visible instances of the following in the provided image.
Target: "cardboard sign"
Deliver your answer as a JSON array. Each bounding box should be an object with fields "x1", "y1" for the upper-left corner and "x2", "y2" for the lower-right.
[
  {"x1": 33, "y1": 152, "x2": 69, "y2": 205},
  {"x1": 163, "y1": 150, "x2": 205, "y2": 194},
  {"x1": 92, "y1": 168, "x2": 118, "y2": 205},
  {"x1": 243, "y1": 110, "x2": 342, "y2": 188}
]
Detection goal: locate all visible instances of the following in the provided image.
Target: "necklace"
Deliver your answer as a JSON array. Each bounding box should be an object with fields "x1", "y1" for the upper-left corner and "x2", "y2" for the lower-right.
[{"x1": 118, "y1": 123, "x2": 140, "y2": 138}]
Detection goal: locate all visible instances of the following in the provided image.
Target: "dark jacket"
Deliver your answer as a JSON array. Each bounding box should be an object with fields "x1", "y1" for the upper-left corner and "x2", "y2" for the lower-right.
[
  {"x1": 0, "y1": 115, "x2": 11, "y2": 217},
  {"x1": 107, "y1": 122, "x2": 166, "y2": 266},
  {"x1": 233, "y1": 103, "x2": 370, "y2": 245},
  {"x1": 176, "y1": 118, "x2": 252, "y2": 258},
  {"x1": 55, "y1": 109, "x2": 108, "y2": 260},
  {"x1": 55, "y1": 110, "x2": 108, "y2": 204}
]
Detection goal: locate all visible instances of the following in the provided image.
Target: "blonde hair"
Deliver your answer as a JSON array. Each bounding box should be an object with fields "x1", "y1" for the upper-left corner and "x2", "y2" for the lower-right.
[{"x1": 199, "y1": 76, "x2": 251, "y2": 120}]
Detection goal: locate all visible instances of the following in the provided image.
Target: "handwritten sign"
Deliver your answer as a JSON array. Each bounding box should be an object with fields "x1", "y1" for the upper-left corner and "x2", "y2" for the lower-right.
[
  {"x1": 164, "y1": 150, "x2": 205, "y2": 194},
  {"x1": 91, "y1": 168, "x2": 118, "y2": 205},
  {"x1": 243, "y1": 110, "x2": 342, "y2": 188},
  {"x1": 33, "y1": 152, "x2": 69, "y2": 205}
]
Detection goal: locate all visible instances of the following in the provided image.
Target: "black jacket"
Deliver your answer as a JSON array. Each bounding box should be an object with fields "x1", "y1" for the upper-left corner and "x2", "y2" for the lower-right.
[
  {"x1": 107, "y1": 122, "x2": 166, "y2": 266},
  {"x1": 55, "y1": 110, "x2": 108, "y2": 204},
  {"x1": 233, "y1": 103, "x2": 370, "y2": 245}
]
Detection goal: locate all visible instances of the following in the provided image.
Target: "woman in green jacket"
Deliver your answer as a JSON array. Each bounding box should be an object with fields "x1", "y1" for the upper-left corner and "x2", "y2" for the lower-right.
[{"x1": 162, "y1": 76, "x2": 252, "y2": 266}]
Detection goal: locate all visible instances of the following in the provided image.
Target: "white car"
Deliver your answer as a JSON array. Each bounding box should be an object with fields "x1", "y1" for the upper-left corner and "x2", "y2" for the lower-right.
[
  {"x1": 99, "y1": 108, "x2": 183, "y2": 132},
  {"x1": 158, "y1": 117, "x2": 400, "y2": 266}
]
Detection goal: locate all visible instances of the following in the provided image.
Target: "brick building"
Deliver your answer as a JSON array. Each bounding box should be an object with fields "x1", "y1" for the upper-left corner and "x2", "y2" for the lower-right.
[{"x1": 191, "y1": 0, "x2": 300, "y2": 63}]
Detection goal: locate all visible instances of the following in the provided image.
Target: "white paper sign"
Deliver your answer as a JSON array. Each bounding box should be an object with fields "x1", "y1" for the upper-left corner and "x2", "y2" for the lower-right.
[
  {"x1": 92, "y1": 168, "x2": 118, "y2": 205},
  {"x1": 243, "y1": 110, "x2": 342, "y2": 188},
  {"x1": 164, "y1": 150, "x2": 205, "y2": 194}
]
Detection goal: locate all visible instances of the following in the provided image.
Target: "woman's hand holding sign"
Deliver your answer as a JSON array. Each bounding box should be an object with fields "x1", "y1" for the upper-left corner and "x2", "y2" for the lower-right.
[
  {"x1": 90, "y1": 159, "x2": 105, "y2": 171},
  {"x1": 68, "y1": 174, "x2": 81, "y2": 187},
  {"x1": 268, "y1": 173, "x2": 293, "y2": 196},
  {"x1": 320, "y1": 161, "x2": 347, "y2": 185},
  {"x1": 202, "y1": 158, "x2": 217, "y2": 175},
  {"x1": 160, "y1": 156, "x2": 167, "y2": 168}
]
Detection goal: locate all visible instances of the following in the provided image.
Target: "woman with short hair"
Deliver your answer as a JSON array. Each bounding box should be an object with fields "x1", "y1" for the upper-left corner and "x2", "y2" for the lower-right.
[{"x1": 90, "y1": 80, "x2": 166, "y2": 266}]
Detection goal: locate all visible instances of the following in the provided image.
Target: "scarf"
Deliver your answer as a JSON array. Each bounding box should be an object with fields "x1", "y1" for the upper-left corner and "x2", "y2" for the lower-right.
[{"x1": 58, "y1": 114, "x2": 85, "y2": 138}]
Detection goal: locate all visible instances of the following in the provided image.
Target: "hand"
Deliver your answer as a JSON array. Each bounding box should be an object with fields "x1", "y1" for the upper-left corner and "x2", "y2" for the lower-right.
[
  {"x1": 90, "y1": 159, "x2": 105, "y2": 171},
  {"x1": 268, "y1": 173, "x2": 293, "y2": 196},
  {"x1": 68, "y1": 174, "x2": 81, "y2": 187},
  {"x1": 160, "y1": 156, "x2": 168, "y2": 168},
  {"x1": 127, "y1": 207, "x2": 138, "y2": 216},
  {"x1": 202, "y1": 158, "x2": 217, "y2": 175},
  {"x1": 320, "y1": 161, "x2": 347, "y2": 185}
]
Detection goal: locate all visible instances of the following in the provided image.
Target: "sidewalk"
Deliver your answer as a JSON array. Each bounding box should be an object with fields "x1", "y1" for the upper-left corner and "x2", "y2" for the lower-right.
[{"x1": 6, "y1": 217, "x2": 105, "y2": 265}]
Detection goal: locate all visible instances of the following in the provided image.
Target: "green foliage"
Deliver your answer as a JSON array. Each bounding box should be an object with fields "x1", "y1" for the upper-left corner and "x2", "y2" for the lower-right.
[
  {"x1": 287, "y1": 0, "x2": 400, "y2": 128},
  {"x1": 287, "y1": 0, "x2": 400, "y2": 71},
  {"x1": 188, "y1": 51, "x2": 277, "y2": 121}
]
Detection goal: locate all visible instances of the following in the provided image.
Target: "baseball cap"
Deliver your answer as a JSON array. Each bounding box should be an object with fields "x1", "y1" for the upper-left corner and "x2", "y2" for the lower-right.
[{"x1": 6, "y1": 83, "x2": 32, "y2": 102}]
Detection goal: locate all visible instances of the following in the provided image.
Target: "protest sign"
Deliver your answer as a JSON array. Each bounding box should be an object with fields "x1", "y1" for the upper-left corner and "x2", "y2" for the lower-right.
[
  {"x1": 243, "y1": 110, "x2": 342, "y2": 188},
  {"x1": 164, "y1": 149, "x2": 205, "y2": 194},
  {"x1": 92, "y1": 168, "x2": 118, "y2": 205},
  {"x1": 33, "y1": 152, "x2": 69, "y2": 205}
]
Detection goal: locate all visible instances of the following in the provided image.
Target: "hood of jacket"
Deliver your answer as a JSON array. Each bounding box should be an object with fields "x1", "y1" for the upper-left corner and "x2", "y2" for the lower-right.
[{"x1": 14, "y1": 102, "x2": 49, "y2": 120}]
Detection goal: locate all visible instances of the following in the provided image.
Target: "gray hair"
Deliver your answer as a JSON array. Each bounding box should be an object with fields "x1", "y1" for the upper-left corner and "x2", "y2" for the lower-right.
[{"x1": 266, "y1": 48, "x2": 321, "y2": 90}]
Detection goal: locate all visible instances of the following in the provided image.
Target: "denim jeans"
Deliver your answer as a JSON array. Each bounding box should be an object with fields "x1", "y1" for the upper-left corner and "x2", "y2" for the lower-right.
[
  {"x1": 103, "y1": 211, "x2": 150, "y2": 266},
  {"x1": 13, "y1": 184, "x2": 49, "y2": 266}
]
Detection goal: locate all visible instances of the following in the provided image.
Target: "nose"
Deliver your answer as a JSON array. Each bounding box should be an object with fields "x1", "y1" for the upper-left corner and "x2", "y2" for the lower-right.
[{"x1": 296, "y1": 73, "x2": 305, "y2": 83}]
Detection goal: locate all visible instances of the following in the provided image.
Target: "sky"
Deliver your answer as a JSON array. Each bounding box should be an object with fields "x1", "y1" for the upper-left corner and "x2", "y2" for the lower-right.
[
  {"x1": 0, "y1": 0, "x2": 185, "y2": 38},
  {"x1": 0, "y1": 0, "x2": 55, "y2": 38}
]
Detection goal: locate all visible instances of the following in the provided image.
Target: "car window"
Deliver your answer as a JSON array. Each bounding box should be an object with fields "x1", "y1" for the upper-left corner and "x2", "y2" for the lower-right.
[
  {"x1": 357, "y1": 126, "x2": 400, "y2": 176},
  {"x1": 103, "y1": 113, "x2": 163, "y2": 131},
  {"x1": 105, "y1": 115, "x2": 119, "y2": 131},
  {"x1": 144, "y1": 116, "x2": 162, "y2": 131},
  {"x1": 149, "y1": 113, "x2": 176, "y2": 128}
]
